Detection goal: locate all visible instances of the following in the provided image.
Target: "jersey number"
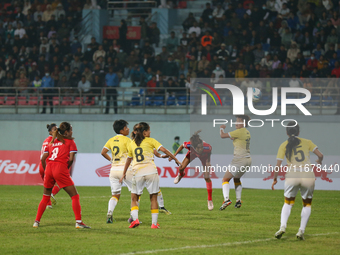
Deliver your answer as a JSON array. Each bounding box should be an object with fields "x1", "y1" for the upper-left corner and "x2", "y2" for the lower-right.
[
  {"x1": 50, "y1": 148, "x2": 59, "y2": 161},
  {"x1": 112, "y1": 146, "x2": 120, "y2": 161},
  {"x1": 293, "y1": 146, "x2": 305, "y2": 162},
  {"x1": 246, "y1": 138, "x2": 250, "y2": 150},
  {"x1": 135, "y1": 148, "x2": 144, "y2": 162}
]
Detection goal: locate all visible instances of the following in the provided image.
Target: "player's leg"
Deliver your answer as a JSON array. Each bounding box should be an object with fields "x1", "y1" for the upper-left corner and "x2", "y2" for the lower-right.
[
  {"x1": 63, "y1": 185, "x2": 90, "y2": 229},
  {"x1": 50, "y1": 184, "x2": 60, "y2": 205},
  {"x1": 275, "y1": 178, "x2": 299, "y2": 239},
  {"x1": 234, "y1": 178, "x2": 242, "y2": 208},
  {"x1": 129, "y1": 175, "x2": 144, "y2": 228},
  {"x1": 39, "y1": 164, "x2": 53, "y2": 208},
  {"x1": 297, "y1": 177, "x2": 315, "y2": 240},
  {"x1": 174, "y1": 157, "x2": 191, "y2": 184},
  {"x1": 158, "y1": 189, "x2": 172, "y2": 215},
  {"x1": 146, "y1": 173, "x2": 160, "y2": 229},
  {"x1": 33, "y1": 187, "x2": 52, "y2": 228},
  {"x1": 203, "y1": 171, "x2": 214, "y2": 211},
  {"x1": 220, "y1": 171, "x2": 233, "y2": 210},
  {"x1": 107, "y1": 172, "x2": 122, "y2": 223}
]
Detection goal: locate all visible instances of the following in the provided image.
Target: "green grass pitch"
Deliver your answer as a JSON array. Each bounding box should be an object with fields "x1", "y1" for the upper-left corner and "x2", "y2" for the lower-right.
[{"x1": 0, "y1": 185, "x2": 339, "y2": 255}]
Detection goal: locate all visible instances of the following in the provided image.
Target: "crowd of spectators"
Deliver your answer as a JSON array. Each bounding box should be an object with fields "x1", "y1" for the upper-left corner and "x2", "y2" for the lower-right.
[{"x1": 0, "y1": 0, "x2": 340, "y2": 114}]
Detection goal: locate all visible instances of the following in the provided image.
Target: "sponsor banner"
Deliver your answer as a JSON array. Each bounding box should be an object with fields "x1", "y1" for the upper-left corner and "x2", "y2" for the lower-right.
[
  {"x1": 72, "y1": 154, "x2": 340, "y2": 191},
  {"x1": 1, "y1": 151, "x2": 338, "y2": 190},
  {"x1": 103, "y1": 26, "x2": 141, "y2": 40},
  {"x1": 0, "y1": 151, "x2": 42, "y2": 185}
]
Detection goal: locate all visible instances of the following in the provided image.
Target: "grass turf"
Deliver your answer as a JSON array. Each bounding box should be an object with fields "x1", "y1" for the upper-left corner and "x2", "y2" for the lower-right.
[{"x1": 0, "y1": 186, "x2": 339, "y2": 255}]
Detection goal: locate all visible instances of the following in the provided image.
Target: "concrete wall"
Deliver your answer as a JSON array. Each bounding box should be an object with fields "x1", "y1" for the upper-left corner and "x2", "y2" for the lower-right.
[{"x1": 0, "y1": 114, "x2": 339, "y2": 157}]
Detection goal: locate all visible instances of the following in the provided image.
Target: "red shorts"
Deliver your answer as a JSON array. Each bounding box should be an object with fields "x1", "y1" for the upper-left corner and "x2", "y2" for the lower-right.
[
  {"x1": 44, "y1": 162, "x2": 74, "y2": 189},
  {"x1": 185, "y1": 151, "x2": 209, "y2": 165}
]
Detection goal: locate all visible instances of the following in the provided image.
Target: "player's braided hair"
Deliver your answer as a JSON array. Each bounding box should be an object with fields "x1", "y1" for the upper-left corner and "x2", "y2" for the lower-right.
[
  {"x1": 285, "y1": 122, "x2": 300, "y2": 161},
  {"x1": 190, "y1": 130, "x2": 203, "y2": 149},
  {"x1": 134, "y1": 122, "x2": 150, "y2": 146},
  {"x1": 50, "y1": 122, "x2": 74, "y2": 144}
]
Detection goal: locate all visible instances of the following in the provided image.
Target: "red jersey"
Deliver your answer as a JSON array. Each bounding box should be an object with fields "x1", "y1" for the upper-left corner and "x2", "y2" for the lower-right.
[
  {"x1": 183, "y1": 141, "x2": 212, "y2": 164},
  {"x1": 44, "y1": 138, "x2": 77, "y2": 168},
  {"x1": 40, "y1": 136, "x2": 53, "y2": 161}
]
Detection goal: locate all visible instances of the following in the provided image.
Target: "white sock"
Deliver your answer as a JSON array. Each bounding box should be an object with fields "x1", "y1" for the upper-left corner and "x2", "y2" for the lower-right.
[
  {"x1": 108, "y1": 197, "x2": 118, "y2": 214},
  {"x1": 299, "y1": 206, "x2": 311, "y2": 233},
  {"x1": 151, "y1": 209, "x2": 159, "y2": 225},
  {"x1": 280, "y1": 203, "x2": 293, "y2": 230},
  {"x1": 222, "y1": 181, "x2": 230, "y2": 201},
  {"x1": 157, "y1": 190, "x2": 164, "y2": 207},
  {"x1": 131, "y1": 206, "x2": 139, "y2": 221},
  {"x1": 235, "y1": 182, "x2": 242, "y2": 201}
]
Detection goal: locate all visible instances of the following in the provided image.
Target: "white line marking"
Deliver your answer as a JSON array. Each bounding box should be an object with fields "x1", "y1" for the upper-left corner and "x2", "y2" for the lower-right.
[{"x1": 115, "y1": 232, "x2": 339, "y2": 255}]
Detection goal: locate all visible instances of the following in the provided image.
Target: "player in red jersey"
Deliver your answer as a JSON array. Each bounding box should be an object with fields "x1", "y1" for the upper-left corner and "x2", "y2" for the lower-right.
[
  {"x1": 170, "y1": 130, "x2": 214, "y2": 210},
  {"x1": 39, "y1": 123, "x2": 57, "y2": 209},
  {"x1": 33, "y1": 122, "x2": 90, "y2": 229}
]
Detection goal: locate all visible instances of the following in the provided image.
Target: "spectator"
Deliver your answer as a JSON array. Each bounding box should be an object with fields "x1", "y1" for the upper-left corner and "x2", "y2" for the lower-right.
[
  {"x1": 105, "y1": 66, "x2": 119, "y2": 114},
  {"x1": 34, "y1": 6, "x2": 44, "y2": 22},
  {"x1": 32, "y1": 75, "x2": 42, "y2": 88},
  {"x1": 78, "y1": 75, "x2": 91, "y2": 93},
  {"x1": 147, "y1": 75, "x2": 157, "y2": 94},
  {"x1": 331, "y1": 61, "x2": 340, "y2": 78},
  {"x1": 260, "y1": 54, "x2": 273, "y2": 70},
  {"x1": 216, "y1": 43, "x2": 229, "y2": 61},
  {"x1": 235, "y1": 63, "x2": 248, "y2": 83},
  {"x1": 130, "y1": 62, "x2": 145, "y2": 87},
  {"x1": 289, "y1": 75, "x2": 302, "y2": 87},
  {"x1": 166, "y1": 31, "x2": 178, "y2": 53},
  {"x1": 201, "y1": 31, "x2": 212, "y2": 47},
  {"x1": 162, "y1": 55, "x2": 178, "y2": 80},
  {"x1": 42, "y1": 4, "x2": 54, "y2": 22},
  {"x1": 287, "y1": 42, "x2": 300, "y2": 62},
  {"x1": 149, "y1": 22, "x2": 160, "y2": 47},
  {"x1": 188, "y1": 21, "x2": 201, "y2": 37},
  {"x1": 93, "y1": 45, "x2": 106, "y2": 62},
  {"x1": 14, "y1": 23, "x2": 26, "y2": 39},
  {"x1": 40, "y1": 72, "x2": 54, "y2": 114},
  {"x1": 198, "y1": 55, "x2": 209, "y2": 72},
  {"x1": 317, "y1": 55, "x2": 328, "y2": 70},
  {"x1": 201, "y1": 3, "x2": 213, "y2": 25},
  {"x1": 182, "y1": 13, "x2": 197, "y2": 32},
  {"x1": 307, "y1": 53, "x2": 318, "y2": 71},
  {"x1": 213, "y1": 4, "x2": 224, "y2": 21},
  {"x1": 54, "y1": 3, "x2": 66, "y2": 20},
  {"x1": 212, "y1": 63, "x2": 225, "y2": 81}
]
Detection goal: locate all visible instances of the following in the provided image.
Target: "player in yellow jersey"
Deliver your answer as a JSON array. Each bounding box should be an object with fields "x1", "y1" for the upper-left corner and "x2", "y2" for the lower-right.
[
  {"x1": 130, "y1": 125, "x2": 172, "y2": 216},
  {"x1": 272, "y1": 122, "x2": 323, "y2": 240},
  {"x1": 119, "y1": 122, "x2": 182, "y2": 229},
  {"x1": 219, "y1": 115, "x2": 251, "y2": 210},
  {"x1": 101, "y1": 119, "x2": 134, "y2": 223}
]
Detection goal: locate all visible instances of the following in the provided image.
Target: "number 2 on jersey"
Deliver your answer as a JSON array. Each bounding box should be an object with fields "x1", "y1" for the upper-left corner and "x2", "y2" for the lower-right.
[
  {"x1": 135, "y1": 148, "x2": 144, "y2": 162},
  {"x1": 112, "y1": 146, "x2": 120, "y2": 161},
  {"x1": 50, "y1": 148, "x2": 59, "y2": 160}
]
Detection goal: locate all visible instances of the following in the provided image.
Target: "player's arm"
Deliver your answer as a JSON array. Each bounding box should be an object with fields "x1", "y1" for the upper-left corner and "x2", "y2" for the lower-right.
[
  {"x1": 159, "y1": 146, "x2": 182, "y2": 167},
  {"x1": 313, "y1": 148, "x2": 323, "y2": 164},
  {"x1": 220, "y1": 125, "x2": 232, "y2": 139},
  {"x1": 272, "y1": 159, "x2": 282, "y2": 190},
  {"x1": 68, "y1": 152, "x2": 76, "y2": 168},
  {"x1": 169, "y1": 144, "x2": 184, "y2": 161},
  {"x1": 101, "y1": 147, "x2": 112, "y2": 162},
  {"x1": 41, "y1": 152, "x2": 49, "y2": 170},
  {"x1": 119, "y1": 157, "x2": 132, "y2": 183},
  {"x1": 154, "y1": 149, "x2": 168, "y2": 158}
]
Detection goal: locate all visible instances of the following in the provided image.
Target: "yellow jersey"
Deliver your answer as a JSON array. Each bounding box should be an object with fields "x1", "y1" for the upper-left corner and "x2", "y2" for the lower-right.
[
  {"x1": 128, "y1": 137, "x2": 162, "y2": 176},
  {"x1": 228, "y1": 128, "x2": 251, "y2": 158},
  {"x1": 104, "y1": 134, "x2": 131, "y2": 168},
  {"x1": 277, "y1": 137, "x2": 317, "y2": 168}
]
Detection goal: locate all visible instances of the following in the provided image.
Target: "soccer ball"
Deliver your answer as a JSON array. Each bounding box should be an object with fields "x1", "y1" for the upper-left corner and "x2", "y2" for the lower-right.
[{"x1": 252, "y1": 88, "x2": 262, "y2": 102}]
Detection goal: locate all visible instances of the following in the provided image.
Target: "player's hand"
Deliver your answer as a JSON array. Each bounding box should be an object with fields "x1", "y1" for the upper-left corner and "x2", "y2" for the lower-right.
[
  {"x1": 161, "y1": 154, "x2": 169, "y2": 158},
  {"x1": 168, "y1": 157, "x2": 173, "y2": 162},
  {"x1": 271, "y1": 178, "x2": 277, "y2": 190},
  {"x1": 119, "y1": 174, "x2": 126, "y2": 184},
  {"x1": 220, "y1": 125, "x2": 226, "y2": 129},
  {"x1": 230, "y1": 137, "x2": 235, "y2": 140},
  {"x1": 316, "y1": 159, "x2": 322, "y2": 165},
  {"x1": 175, "y1": 159, "x2": 181, "y2": 166}
]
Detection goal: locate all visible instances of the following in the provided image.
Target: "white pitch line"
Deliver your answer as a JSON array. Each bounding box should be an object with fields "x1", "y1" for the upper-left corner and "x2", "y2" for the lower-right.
[{"x1": 115, "y1": 232, "x2": 339, "y2": 255}]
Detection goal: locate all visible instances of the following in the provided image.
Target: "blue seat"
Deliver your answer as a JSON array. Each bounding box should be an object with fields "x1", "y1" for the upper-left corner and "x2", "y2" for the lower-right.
[
  {"x1": 166, "y1": 96, "x2": 176, "y2": 106},
  {"x1": 144, "y1": 96, "x2": 153, "y2": 106},
  {"x1": 154, "y1": 96, "x2": 164, "y2": 106},
  {"x1": 262, "y1": 43, "x2": 270, "y2": 52},
  {"x1": 177, "y1": 96, "x2": 187, "y2": 105},
  {"x1": 322, "y1": 96, "x2": 333, "y2": 106},
  {"x1": 259, "y1": 95, "x2": 271, "y2": 106},
  {"x1": 310, "y1": 96, "x2": 320, "y2": 106},
  {"x1": 130, "y1": 96, "x2": 140, "y2": 106}
]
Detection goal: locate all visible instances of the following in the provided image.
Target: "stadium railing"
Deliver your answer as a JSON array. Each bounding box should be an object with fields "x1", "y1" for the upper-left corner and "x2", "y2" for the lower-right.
[{"x1": 0, "y1": 87, "x2": 338, "y2": 115}]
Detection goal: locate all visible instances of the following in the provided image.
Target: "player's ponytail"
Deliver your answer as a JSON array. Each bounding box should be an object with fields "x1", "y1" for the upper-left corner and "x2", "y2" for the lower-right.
[
  {"x1": 134, "y1": 122, "x2": 150, "y2": 146},
  {"x1": 130, "y1": 124, "x2": 137, "y2": 139},
  {"x1": 50, "y1": 122, "x2": 74, "y2": 144},
  {"x1": 190, "y1": 130, "x2": 203, "y2": 149},
  {"x1": 285, "y1": 122, "x2": 300, "y2": 161}
]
